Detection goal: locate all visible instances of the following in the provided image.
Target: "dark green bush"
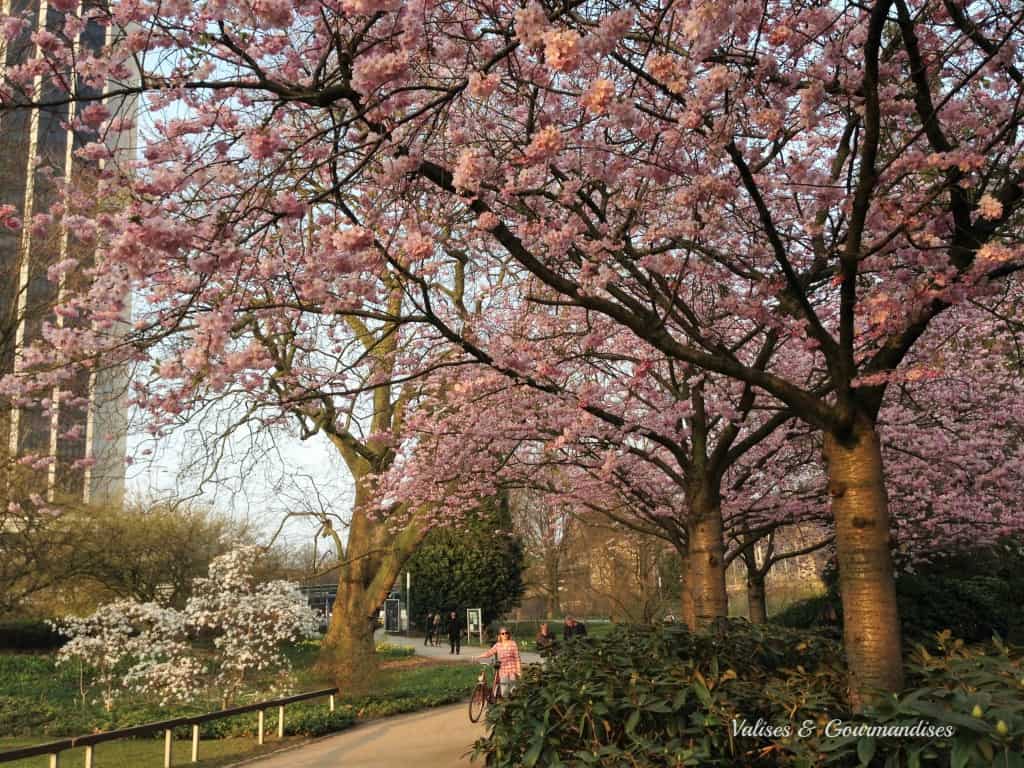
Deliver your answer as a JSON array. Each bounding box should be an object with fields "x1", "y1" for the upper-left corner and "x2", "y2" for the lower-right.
[
  {"x1": 792, "y1": 634, "x2": 1024, "y2": 768},
  {"x1": 0, "y1": 695, "x2": 59, "y2": 732},
  {"x1": 772, "y1": 543, "x2": 1024, "y2": 645},
  {"x1": 283, "y1": 707, "x2": 356, "y2": 737},
  {"x1": 0, "y1": 619, "x2": 66, "y2": 651},
  {"x1": 474, "y1": 623, "x2": 1024, "y2": 768},
  {"x1": 474, "y1": 621, "x2": 848, "y2": 767}
]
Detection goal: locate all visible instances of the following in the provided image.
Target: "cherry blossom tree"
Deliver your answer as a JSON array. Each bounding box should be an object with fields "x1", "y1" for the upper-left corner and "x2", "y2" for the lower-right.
[{"x1": 3, "y1": 0, "x2": 1023, "y2": 703}]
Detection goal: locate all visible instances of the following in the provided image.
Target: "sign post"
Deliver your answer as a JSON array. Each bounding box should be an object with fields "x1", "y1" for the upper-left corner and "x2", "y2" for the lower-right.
[
  {"x1": 466, "y1": 608, "x2": 483, "y2": 646},
  {"x1": 384, "y1": 598, "x2": 400, "y2": 633},
  {"x1": 406, "y1": 571, "x2": 411, "y2": 635}
]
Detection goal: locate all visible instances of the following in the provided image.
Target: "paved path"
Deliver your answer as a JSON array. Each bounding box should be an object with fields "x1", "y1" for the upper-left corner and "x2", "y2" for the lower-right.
[
  {"x1": 242, "y1": 703, "x2": 483, "y2": 768},
  {"x1": 242, "y1": 634, "x2": 539, "y2": 768},
  {"x1": 379, "y1": 630, "x2": 543, "y2": 665}
]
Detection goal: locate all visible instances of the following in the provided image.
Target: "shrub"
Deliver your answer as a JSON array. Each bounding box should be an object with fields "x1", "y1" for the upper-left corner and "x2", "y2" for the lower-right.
[
  {"x1": 283, "y1": 707, "x2": 356, "y2": 737},
  {"x1": 0, "y1": 619, "x2": 66, "y2": 651},
  {"x1": 474, "y1": 623, "x2": 1024, "y2": 767},
  {"x1": 0, "y1": 695, "x2": 59, "y2": 733},
  {"x1": 772, "y1": 554, "x2": 1024, "y2": 645},
  {"x1": 792, "y1": 634, "x2": 1024, "y2": 768},
  {"x1": 473, "y1": 621, "x2": 848, "y2": 767}
]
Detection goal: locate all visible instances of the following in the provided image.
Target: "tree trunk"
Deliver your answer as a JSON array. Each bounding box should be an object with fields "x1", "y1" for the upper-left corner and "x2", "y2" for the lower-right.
[
  {"x1": 686, "y1": 488, "x2": 728, "y2": 630},
  {"x1": 824, "y1": 417, "x2": 904, "y2": 704},
  {"x1": 746, "y1": 569, "x2": 767, "y2": 624},
  {"x1": 317, "y1": 480, "x2": 423, "y2": 694},
  {"x1": 320, "y1": 596, "x2": 379, "y2": 695},
  {"x1": 678, "y1": 551, "x2": 695, "y2": 629},
  {"x1": 545, "y1": 556, "x2": 560, "y2": 618}
]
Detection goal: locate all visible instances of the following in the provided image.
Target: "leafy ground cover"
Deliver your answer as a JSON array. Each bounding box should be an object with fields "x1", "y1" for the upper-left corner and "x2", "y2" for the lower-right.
[
  {"x1": 474, "y1": 622, "x2": 1024, "y2": 768},
  {"x1": 0, "y1": 736, "x2": 301, "y2": 768},
  {"x1": 0, "y1": 641, "x2": 477, "y2": 768}
]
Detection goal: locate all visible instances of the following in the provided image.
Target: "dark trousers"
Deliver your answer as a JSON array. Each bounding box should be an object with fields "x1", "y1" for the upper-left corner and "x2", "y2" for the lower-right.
[{"x1": 449, "y1": 634, "x2": 460, "y2": 654}]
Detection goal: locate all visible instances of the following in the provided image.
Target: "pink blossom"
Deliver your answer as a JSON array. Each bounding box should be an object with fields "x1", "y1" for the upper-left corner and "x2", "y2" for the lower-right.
[
  {"x1": 514, "y1": 2, "x2": 548, "y2": 50},
  {"x1": 3, "y1": 17, "x2": 26, "y2": 41},
  {"x1": 273, "y1": 191, "x2": 306, "y2": 219},
  {"x1": 544, "y1": 30, "x2": 581, "y2": 73},
  {"x1": 76, "y1": 141, "x2": 112, "y2": 162},
  {"x1": 246, "y1": 128, "x2": 284, "y2": 160},
  {"x1": 476, "y1": 212, "x2": 500, "y2": 230},
  {"x1": 453, "y1": 149, "x2": 486, "y2": 193},
  {"x1": 525, "y1": 126, "x2": 563, "y2": 163},
  {"x1": 351, "y1": 50, "x2": 408, "y2": 96},
  {"x1": 977, "y1": 194, "x2": 1003, "y2": 220},
  {"x1": 330, "y1": 227, "x2": 375, "y2": 258},
  {"x1": 252, "y1": 0, "x2": 292, "y2": 28},
  {"x1": 580, "y1": 79, "x2": 615, "y2": 114},
  {"x1": 1, "y1": 204, "x2": 22, "y2": 231},
  {"x1": 467, "y1": 71, "x2": 500, "y2": 99},
  {"x1": 81, "y1": 102, "x2": 111, "y2": 129},
  {"x1": 402, "y1": 233, "x2": 433, "y2": 263}
]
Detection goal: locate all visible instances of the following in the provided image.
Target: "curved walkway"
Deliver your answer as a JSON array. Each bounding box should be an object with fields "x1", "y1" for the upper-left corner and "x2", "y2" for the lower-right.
[
  {"x1": 241, "y1": 703, "x2": 483, "y2": 768},
  {"x1": 243, "y1": 633, "x2": 539, "y2": 767},
  {"x1": 379, "y1": 630, "x2": 543, "y2": 665}
]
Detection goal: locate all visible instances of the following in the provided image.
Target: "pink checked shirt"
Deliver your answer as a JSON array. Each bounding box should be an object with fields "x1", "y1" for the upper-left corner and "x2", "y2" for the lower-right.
[{"x1": 481, "y1": 639, "x2": 522, "y2": 680}]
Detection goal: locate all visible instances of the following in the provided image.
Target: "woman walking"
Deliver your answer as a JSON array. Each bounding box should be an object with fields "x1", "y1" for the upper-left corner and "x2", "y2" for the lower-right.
[{"x1": 476, "y1": 627, "x2": 522, "y2": 697}]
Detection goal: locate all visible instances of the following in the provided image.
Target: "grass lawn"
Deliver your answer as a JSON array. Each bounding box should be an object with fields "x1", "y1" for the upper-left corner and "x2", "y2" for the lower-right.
[
  {"x1": 0, "y1": 642, "x2": 479, "y2": 768},
  {"x1": 0, "y1": 736, "x2": 304, "y2": 768}
]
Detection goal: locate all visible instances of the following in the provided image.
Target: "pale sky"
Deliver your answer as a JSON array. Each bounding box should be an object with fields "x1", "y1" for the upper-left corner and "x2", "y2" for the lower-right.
[{"x1": 125, "y1": 414, "x2": 354, "y2": 550}]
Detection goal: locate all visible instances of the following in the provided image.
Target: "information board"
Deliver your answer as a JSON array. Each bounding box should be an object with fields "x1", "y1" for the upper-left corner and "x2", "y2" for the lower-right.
[
  {"x1": 466, "y1": 607, "x2": 483, "y2": 645},
  {"x1": 384, "y1": 598, "x2": 401, "y2": 633}
]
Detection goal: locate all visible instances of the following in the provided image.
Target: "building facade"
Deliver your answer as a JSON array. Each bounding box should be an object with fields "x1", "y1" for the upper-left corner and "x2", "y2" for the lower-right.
[{"x1": 1, "y1": 0, "x2": 130, "y2": 506}]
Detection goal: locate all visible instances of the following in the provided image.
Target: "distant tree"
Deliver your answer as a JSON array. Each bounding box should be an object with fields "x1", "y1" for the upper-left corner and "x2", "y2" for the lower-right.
[
  {"x1": 510, "y1": 489, "x2": 575, "y2": 620},
  {"x1": 73, "y1": 500, "x2": 241, "y2": 608},
  {"x1": 405, "y1": 497, "x2": 524, "y2": 629}
]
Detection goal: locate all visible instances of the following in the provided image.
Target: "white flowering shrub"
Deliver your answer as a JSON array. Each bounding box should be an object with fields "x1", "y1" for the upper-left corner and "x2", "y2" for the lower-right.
[
  {"x1": 187, "y1": 546, "x2": 320, "y2": 705},
  {"x1": 53, "y1": 600, "x2": 197, "y2": 710},
  {"x1": 52, "y1": 546, "x2": 318, "y2": 710}
]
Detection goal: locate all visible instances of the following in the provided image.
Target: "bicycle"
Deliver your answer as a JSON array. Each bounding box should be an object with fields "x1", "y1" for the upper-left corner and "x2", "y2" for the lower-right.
[{"x1": 468, "y1": 660, "x2": 501, "y2": 722}]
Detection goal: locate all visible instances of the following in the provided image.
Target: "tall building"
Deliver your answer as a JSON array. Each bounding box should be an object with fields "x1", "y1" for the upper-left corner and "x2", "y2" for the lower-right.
[{"x1": 1, "y1": 0, "x2": 130, "y2": 506}]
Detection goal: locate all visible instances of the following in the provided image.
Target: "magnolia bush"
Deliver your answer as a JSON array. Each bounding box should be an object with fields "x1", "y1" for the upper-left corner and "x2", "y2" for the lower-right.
[
  {"x1": 53, "y1": 599, "x2": 193, "y2": 710},
  {"x1": 187, "y1": 545, "x2": 320, "y2": 705},
  {"x1": 53, "y1": 546, "x2": 318, "y2": 709}
]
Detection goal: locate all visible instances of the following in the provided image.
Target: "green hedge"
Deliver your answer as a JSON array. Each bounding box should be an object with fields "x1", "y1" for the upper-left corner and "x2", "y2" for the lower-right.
[
  {"x1": 773, "y1": 546, "x2": 1024, "y2": 645},
  {"x1": 0, "y1": 620, "x2": 66, "y2": 651},
  {"x1": 473, "y1": 622, "x2": 1024, "y2": 767}
]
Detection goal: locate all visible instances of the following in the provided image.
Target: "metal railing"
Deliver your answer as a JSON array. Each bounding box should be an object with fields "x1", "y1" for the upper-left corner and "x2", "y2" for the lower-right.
[{"x1": 0, "y1": 687, "x2": 339, "y2": 767}]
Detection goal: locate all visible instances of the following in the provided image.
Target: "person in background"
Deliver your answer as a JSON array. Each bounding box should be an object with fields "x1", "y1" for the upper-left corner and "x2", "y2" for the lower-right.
[
  {"x1": 476, "y1": 627, "x2": 522, "y2": 697},
  {"x1": 447, "y1": 610, "x2": 462, "y2": 654},
  {"x1": 424, "y1": 612, "x2": 434, "y2": 646},
  {"x1": 563, "y1": 615, "x2": 588, "y2": 641},
  {"x1": 535, "y1": 622, "x2": 557, "y2": 656},
  {"x1": 432, "y1": 612, "x2": 442, "y2": 646}
]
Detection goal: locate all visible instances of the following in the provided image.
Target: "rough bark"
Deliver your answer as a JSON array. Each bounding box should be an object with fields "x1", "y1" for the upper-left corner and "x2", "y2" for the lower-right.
[
  {"x1": 318, "y1": 477, "x2": 423, "y2": 694},
  {"x1": 678, "y1": 551, "x2": 695, "y2": 629},
  {"x1": 746, "y1": 569, "x2": 767, "y2": 624},
  {"x1": 320, "y1": 593, "x2": 380, "y2": 694},
  {"x1": 686, "y1": 488, "x2": 728, "y2": 629},
  {"x1": 824, "y1": 416, "x2": 904, "y2": 704}
]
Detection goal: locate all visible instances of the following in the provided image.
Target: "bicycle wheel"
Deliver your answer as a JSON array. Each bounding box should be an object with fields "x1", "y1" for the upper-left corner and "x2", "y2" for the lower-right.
[{"x1": 468, "y1": 683, "x2": 487, "y2": 722}]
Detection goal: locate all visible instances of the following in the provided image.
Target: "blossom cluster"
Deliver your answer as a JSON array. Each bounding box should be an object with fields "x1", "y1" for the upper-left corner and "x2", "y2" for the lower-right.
[{"x1": 53, "y1": 548, "x2": 318, "y2": 709}]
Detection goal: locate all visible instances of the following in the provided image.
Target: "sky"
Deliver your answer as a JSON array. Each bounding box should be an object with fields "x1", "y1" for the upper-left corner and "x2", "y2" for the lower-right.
[{"x1": 125, "y1": 413, "x2": 354, "y2": 551}]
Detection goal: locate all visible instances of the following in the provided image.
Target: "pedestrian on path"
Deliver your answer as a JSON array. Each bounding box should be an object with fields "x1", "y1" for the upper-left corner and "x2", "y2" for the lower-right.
[
  {"x1": 476, "y1": 627, "x2": 521, "y2": 697},
  {"x1": 535, "y1": 622, "x2": 557, "y2": 656},
  {"x1": 563, "y1": 615, "x2": 588, "y2": 642},
  {"x1": 447, "y1": 610, "x2": 462, "y2": 655},
  {"x1": 433, "y1": 612, "x2": 443, "y2": 646},
  {"x1": 424, "y1": 612, "x2": 435, "y2": 646}
]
